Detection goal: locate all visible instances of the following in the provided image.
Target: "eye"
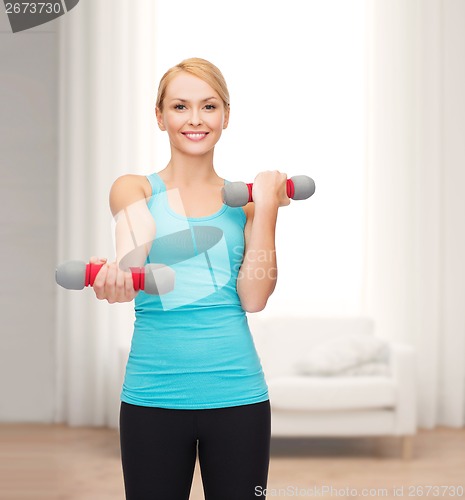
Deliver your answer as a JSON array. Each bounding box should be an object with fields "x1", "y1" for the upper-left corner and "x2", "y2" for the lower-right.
[
  {"x1": 205, "y1": 104, "x2": 216, "y2": 110},
  {"x1": 174, "y1": 104, "x2": 186, "y2": 110}
]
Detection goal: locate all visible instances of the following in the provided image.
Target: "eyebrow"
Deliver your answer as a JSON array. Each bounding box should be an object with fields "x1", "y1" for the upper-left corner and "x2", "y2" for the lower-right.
[{"x1": 169, "y1": 97, "x2": 219, "y2": 103}]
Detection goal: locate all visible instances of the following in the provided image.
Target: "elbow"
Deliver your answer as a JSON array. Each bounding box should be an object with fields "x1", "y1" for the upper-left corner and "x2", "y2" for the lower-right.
[
  {"x1": 238, "y1": 285, "x2": 275, "y2": 313},
  {"x1": 242, "y1": 300, "x2": 267, "y2": 313}
]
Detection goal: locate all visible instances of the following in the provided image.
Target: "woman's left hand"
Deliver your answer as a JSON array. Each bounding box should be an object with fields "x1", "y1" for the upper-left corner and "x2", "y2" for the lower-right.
[{"x1": 251, "y1": 170, "x2": 291, "y2": 209}]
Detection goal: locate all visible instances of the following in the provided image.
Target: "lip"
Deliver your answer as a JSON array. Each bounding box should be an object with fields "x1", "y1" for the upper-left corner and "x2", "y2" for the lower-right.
[{"x1": 182, "y1": 131, "x2": 209, "y2": 142}]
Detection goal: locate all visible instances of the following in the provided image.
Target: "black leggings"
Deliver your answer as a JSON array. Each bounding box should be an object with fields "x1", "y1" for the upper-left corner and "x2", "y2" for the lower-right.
[{"x1": 119, "y1": 399, "x2": 271, "y2": 500}]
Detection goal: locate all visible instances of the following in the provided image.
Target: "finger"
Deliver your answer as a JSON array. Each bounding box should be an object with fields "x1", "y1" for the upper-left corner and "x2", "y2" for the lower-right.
[
  {"x1": 105, "y1": 262, "x2": 117, "y2": 300},
  {"x1": 124, "y1": 270, "x2": 135, "y2": 298},
  {"x1": 93, "y1": 263, "x2": 108, "y2": 299},
  {"x1": 90, "y1": 255, "x2": 107, "y2": 266},
  {"x1": 115, "y1": 266, "x2": 126, "y2": 300}
]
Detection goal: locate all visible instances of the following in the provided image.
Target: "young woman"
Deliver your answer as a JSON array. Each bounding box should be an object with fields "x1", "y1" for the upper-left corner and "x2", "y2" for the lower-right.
[{"x1": 91, "y1": 58, "x2": 290, "y2": 499}]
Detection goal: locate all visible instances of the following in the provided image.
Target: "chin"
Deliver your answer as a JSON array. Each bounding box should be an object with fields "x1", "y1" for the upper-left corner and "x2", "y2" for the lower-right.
[{"x1": 179, "y1": 144, "x2": 216, "y2": 156}]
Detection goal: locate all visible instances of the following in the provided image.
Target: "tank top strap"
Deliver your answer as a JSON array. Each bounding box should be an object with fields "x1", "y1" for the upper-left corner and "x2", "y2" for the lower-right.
[
  {"x1": 145, "y1": 172, "x2": 166, "y2": 211},
  {"x1": 146, "y1": 172, "x2": 166, "y2": 195}
]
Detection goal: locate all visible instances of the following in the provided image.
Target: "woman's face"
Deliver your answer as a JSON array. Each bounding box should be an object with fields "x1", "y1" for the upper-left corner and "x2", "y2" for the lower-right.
[{"x1": 156, "y1": 72, "x2": 229, "y2": 158}]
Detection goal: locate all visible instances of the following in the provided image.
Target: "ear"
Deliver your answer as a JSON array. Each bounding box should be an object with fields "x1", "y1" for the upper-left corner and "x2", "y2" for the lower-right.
[
  {"x1": 155, "y1": 107, "x2": 166, "y2": 131},
  {"x1": 223, "y1": 106, "x2": 230, "y2": 130}
]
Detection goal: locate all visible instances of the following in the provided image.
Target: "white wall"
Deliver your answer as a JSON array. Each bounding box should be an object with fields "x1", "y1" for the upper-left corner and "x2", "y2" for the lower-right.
[
  {"x1": 153, "y1": 0, "x2": 367, "y2": 317},
  {"x1": 0, "y1": 14, "x2": 58, "y2": 421}
]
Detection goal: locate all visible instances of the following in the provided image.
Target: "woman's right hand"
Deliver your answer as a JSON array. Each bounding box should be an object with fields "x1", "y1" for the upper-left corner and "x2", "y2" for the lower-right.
[{"x1": 90, "y1": 256, "x2": 139, "y2": 303}]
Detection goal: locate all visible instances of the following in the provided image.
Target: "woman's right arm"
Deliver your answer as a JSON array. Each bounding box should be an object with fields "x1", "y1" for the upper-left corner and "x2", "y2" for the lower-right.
[{"x1": 91, "y1": 174, "x2": 156, "y2": 303}]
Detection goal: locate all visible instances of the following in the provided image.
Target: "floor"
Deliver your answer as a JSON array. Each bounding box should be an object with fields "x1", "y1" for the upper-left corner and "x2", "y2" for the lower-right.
[{"x1": 1, "y1": 425, "x2": 463, "y2": 499}]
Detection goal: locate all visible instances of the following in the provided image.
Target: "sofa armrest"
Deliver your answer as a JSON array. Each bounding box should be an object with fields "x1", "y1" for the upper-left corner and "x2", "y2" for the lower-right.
[{"x1": 389, "y1": 343, "x2": 417, "y2": 434}]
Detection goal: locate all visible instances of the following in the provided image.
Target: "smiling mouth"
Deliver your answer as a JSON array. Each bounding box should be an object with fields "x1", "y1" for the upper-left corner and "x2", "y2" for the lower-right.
[{"x1": 182, "y1": 132, "x2": 209, "y2": 141}]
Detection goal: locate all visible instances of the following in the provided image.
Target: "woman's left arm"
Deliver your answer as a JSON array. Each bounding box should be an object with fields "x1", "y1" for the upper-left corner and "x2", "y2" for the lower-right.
[{"x1": 236, "y1": 171, "x2": 290, "y2": 312}]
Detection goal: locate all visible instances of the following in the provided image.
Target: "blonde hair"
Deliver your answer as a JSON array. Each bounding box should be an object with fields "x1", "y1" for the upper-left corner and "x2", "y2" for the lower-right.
[{"x1": 155, "y1": 57, "x2": 230, "y2": 113}]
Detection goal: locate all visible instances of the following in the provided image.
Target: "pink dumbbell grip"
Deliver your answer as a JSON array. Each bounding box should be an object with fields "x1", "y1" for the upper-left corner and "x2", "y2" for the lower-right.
[
  {"x1": 86, "y1": 262, "x2": 145, "y2": 291},
  {"x1": 245, "y1": 178, "x2": 295, "y2": 203}
]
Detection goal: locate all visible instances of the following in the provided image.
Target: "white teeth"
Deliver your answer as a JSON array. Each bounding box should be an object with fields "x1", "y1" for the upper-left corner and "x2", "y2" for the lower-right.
[{"x1": 185, "y1": 133, "x2": 206, "y2": 138}]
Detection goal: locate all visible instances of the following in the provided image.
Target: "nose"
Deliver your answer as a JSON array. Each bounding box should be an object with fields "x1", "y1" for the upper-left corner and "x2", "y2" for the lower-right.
[{"x1": 188, "y1": 109, "x2": 203, "y2": 126}]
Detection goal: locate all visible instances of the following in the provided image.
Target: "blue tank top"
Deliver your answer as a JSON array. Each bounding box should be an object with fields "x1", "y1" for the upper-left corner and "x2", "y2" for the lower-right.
[{"x1": 120, "y1": 171, "x2": 269, "y2": 409}]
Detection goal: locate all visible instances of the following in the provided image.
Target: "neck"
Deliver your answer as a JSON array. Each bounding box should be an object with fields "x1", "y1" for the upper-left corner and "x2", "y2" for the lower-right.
[{"x1": 161, "y1": 148, "x2": 222, "y2": 187}]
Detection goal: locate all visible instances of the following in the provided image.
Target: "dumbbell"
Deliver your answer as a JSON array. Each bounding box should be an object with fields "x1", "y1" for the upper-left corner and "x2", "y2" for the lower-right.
[
  {"x1": 55, "y1": 261, "x2": 175, "y2": 295},
  {"x1": 221, "y1": 175, "x2": 315, "y2": 207}
]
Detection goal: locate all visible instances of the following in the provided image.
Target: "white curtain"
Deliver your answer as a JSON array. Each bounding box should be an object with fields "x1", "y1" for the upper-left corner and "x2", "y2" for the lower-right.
[
  {"x1": 55, "y1": 0, "x2": 157, "y2": 428},
  {"x1": 363, "y1": 0, "x2": 465, "y2": 428}
]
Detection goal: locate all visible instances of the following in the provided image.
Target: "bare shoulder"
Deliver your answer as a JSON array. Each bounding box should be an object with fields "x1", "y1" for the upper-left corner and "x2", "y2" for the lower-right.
[{"x1": 109, "y1": 174, "x2": 152, "y2": 217}]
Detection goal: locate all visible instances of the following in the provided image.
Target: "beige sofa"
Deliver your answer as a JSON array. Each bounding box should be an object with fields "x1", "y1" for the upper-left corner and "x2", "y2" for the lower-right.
[{"x1": 247, "y1": 316, "x2": 417, "y2": 460}]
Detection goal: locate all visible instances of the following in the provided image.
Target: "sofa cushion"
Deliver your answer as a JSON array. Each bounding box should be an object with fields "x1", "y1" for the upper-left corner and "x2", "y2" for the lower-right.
[
  {"x1": 268, "y1": 375, "x2": 396, "y2": 410},
  {"x1": 334, "y1": 361, "x2": 390, "y2": 376},
  {"x1": 248, "y1": 316, "x2": 377, "y2": 378},
  {"x1": 294, "y1": 333, "x2": 390, "y2": 376}
]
